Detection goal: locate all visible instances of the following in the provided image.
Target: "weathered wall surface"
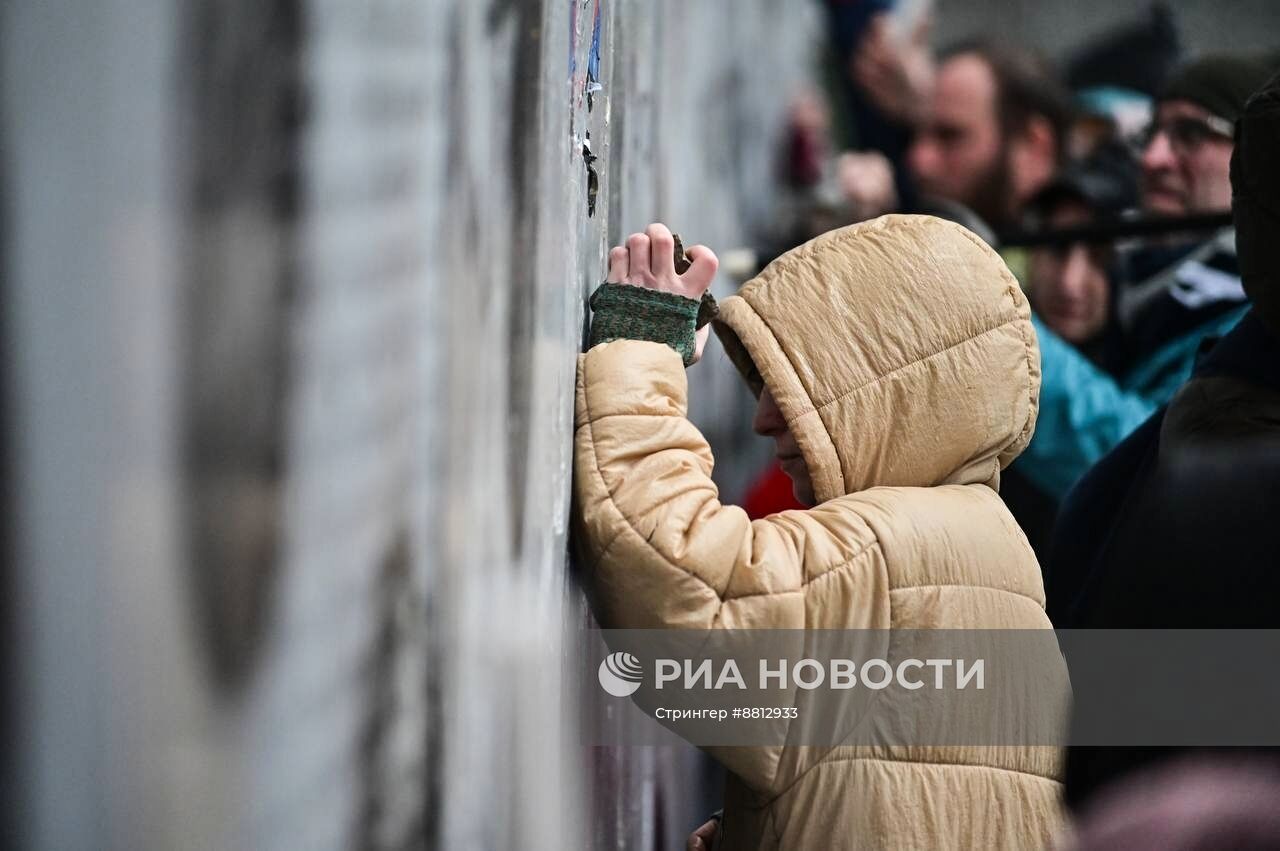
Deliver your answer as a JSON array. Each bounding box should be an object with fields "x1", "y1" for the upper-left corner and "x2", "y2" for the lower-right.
[{"x1": 4, "y1": 1, "x2": 817, "y2": 849}]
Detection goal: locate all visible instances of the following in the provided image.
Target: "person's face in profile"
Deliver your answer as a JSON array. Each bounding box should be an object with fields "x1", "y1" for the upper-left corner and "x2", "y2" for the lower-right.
[
  {"x1": 1029, "y1": 200, "x2": 1112, "y2": 346},
  {"x1": 752, "y1": 386, "x2": 816, "y2": 507}
]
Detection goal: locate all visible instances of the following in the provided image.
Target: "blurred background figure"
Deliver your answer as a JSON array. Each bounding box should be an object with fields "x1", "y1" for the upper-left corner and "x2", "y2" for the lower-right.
[
  {"x1": 1000, "y1": 141, "x2": 1139, "y2": 555},
  {"x1": 1026, "y1": 142, "x2": 1140, "y2": 358},
  {"x1": 1064, "y1": 758, "x2": 1280, "y2": 851},
  {"x1": 1138, "y1": 55, "x2": 1264, "y2": 216},
  {"x1": 823, "y1": 0, "x2": 933, "y2": 212},
  {"x1": 906, "y1": 40, "x2": 1072, "y2": 232},
  {"x1": 782, "y1": 89, "x2": 833, "y2": 190}
]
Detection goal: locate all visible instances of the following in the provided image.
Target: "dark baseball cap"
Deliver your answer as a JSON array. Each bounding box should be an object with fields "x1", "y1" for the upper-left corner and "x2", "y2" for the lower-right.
[{"x1": 1029, "y1": 141, "x2": 1140, "y2": 220}]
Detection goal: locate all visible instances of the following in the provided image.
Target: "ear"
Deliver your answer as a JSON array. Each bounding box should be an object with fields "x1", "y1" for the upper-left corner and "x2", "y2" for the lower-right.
[
  {"x1": 1022, "y1": 114, "x2": 1058, "y2": 163},
  {"x1": 1008, "y1": 116, "x2": 1059, "y2": 168},
  {"x1": 1009, "y1": 114, "x2": 1059, "y2": 201}
]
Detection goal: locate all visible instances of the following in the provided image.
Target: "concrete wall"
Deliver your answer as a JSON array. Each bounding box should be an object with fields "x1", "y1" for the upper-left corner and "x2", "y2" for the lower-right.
[{"x1": 3, "y1": 1, "x2": 817, "y2": 849}]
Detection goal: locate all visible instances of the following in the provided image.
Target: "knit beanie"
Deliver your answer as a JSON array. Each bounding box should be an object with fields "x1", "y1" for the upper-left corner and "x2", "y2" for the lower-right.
[
  {"x1": 1066, "y1": 3, "x2": 1181, "y2": 97},
  {"x1": 1161, "y1": 54, "x2": 1275, "y2": 121},
  {"x1": 1231, "y1": 69, "x2": 1280, "y2": 337}
]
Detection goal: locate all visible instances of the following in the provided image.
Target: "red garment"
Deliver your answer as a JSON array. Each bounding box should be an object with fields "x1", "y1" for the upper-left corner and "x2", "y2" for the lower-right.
[{"x1": 742, "y1": 460, "x2": 805, "y2": 519}]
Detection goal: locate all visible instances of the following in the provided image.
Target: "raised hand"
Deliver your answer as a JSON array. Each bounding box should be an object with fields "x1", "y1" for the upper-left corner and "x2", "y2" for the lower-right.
[
  {"x1": 607, "y1": 222, "x2": 718, "y2": 300},
  {"x1": 606, "y1": 222, "x2": 719, "y2": 363}
]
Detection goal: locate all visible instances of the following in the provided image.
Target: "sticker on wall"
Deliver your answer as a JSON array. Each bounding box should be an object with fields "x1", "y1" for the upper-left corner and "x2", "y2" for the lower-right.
[
  {"x1": 583, "y1": 132, "x2": 599, "y2": 216},
  {"x1": 586, "y1": 0, "x2": 603, "y2": 111}
]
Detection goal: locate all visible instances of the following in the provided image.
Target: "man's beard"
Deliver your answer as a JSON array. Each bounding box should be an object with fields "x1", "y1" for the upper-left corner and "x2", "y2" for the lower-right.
[{"x1": 964, "y1": 144, "x2": 1015, "y2": 232}]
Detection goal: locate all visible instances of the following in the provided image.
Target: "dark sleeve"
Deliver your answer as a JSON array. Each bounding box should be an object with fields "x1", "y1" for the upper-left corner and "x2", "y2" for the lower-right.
[{"x1": 1044, "y1": 408, "x2": 1165, "y2": 628}]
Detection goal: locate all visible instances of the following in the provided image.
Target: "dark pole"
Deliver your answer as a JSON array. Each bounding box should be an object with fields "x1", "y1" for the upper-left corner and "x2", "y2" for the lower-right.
[{"x1": 999, "y1": 212, "x2": 1233, "y2": 248}]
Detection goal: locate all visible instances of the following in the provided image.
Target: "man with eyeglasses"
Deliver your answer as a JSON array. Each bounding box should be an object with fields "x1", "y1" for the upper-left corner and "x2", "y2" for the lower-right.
[
  {"x1": 1012, "y1": 55, "x2": 1276, "y2": 514},
  {"x1": 1139, "y1": 58, "x2": 1246, "y2": 218}
]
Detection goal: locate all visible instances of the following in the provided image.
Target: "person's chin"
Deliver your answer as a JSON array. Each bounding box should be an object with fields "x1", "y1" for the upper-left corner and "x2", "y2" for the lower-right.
[
  {"x1": 1046, "y1": 315, "x2": 1092, "y2": 345},
  {"x1": 777, "y1": 457, "x2": 815, "y2": 506},
  {"x1": 792, "y1": 481, "x2": 817, "y2": 508},
  {"x1": 778, "y1": 454, "x2": 804, "y2": 476},
  {"x1": 1142, "y1": 192, "x2": 1187, "y2": 217}
]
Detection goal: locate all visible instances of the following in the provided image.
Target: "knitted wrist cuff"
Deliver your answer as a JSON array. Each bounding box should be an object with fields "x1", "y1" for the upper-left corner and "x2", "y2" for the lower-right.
[{"x1": 588, "y1": 283, "x2": 716, "y2": 367}]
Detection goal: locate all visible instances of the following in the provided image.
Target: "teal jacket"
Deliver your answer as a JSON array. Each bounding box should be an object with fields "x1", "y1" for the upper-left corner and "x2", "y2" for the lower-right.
[{"x1": 1020, "y1": 306, "x2": 1248, "y2": 498}]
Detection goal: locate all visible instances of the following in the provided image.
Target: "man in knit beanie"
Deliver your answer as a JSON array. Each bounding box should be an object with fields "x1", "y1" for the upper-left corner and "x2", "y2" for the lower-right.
[
  {"x1": 1047, "y1": 68, "x2": 1280, "y2": 812},
  {"x1": 1143, "y1": 54, "x2": 1273, "y2": 215}
]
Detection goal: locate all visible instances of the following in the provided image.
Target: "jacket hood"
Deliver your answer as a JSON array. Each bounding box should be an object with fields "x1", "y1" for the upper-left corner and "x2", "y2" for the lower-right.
[{"x1": 713, "y1": 215, "x2": 1041, "y2": 503}]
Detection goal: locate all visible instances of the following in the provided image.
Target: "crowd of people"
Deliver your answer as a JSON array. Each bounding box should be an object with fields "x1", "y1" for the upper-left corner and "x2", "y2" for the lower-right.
[
  {"x1": 754, "y1": 5, "x2": 1278, "y2": 559},
  {"x1": 572, "y1": 3, "x2": 1280, "y2": 848}
]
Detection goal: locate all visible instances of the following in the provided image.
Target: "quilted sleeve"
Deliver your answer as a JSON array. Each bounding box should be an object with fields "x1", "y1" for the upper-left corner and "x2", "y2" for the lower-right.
[{"x1": 573, "y1": 340, "x2": 815, "y2": 631}]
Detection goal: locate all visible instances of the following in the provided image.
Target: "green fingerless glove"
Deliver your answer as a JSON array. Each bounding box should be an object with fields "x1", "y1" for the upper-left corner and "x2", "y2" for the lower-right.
[{"x1": 587, "y1": 283, "x2": 718, "y2": 367}]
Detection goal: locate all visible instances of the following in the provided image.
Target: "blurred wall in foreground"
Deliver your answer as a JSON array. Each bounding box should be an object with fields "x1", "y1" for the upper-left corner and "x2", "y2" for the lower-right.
[{"x1": 2, "y1": 1, "x2": 817, "y2": 849}]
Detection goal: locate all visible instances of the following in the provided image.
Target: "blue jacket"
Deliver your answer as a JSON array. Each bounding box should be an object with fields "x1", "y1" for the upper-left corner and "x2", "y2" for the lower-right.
[
  {"x1": 1021, "y1": 306, "x2": 1247, "y2": 498},
  {"x1": 1017, "y1": 231, "x2": 1248, "y2": 498}
]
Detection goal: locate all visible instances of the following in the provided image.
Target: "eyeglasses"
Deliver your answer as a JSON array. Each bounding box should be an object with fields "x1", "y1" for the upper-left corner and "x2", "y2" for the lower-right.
[{"x1": 1138, "y1": 114, "x2": 1235, "y2": 155}]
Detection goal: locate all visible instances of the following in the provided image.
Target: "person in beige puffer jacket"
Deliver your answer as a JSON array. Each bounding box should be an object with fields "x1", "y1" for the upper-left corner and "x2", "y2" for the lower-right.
[{"x1": 574, "y1": 215, "x2": 1066, "y2": 850}]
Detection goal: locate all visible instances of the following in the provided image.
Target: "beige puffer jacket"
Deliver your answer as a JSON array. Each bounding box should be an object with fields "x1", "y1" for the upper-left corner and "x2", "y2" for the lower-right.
[{"x1": 574, "y1": 215, "x2": 1065, "y2": 849}]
